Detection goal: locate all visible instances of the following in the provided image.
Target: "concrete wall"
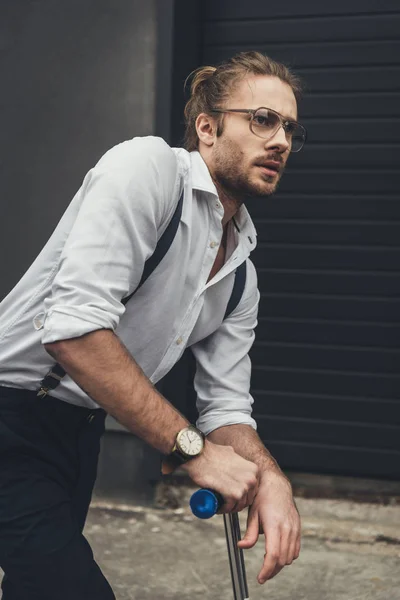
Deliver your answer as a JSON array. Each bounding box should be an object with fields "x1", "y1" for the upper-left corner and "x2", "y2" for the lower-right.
[
  {"x1": 0, "y1": 0, "x2": 162, "y2": 503},
  {"x1": 0, "y1": 0, "x2": 157, "y2": 297}
]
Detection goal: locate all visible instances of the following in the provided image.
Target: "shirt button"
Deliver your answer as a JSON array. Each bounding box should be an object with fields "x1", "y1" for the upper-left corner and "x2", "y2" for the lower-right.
[
  {"x1": 176, "y1": 337, "x2": 183, "y2": 345},
  {"x1": 215, "y1": 202, "x2": 221, "y2": 209},
  {"x1": 209, "y1": 241, "x2": 217, "y2": 249},
  {"x1": 33, "y1": 312, "x2": 45, "y2": 331}
]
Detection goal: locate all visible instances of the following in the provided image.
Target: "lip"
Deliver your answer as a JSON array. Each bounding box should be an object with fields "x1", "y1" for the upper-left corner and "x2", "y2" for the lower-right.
[
  {"x1": 255, "y1": 160, "x2": 281, "y2": 176},
  {"x1": 256, "y1": 165, "x2": 279, "y2": 177}
]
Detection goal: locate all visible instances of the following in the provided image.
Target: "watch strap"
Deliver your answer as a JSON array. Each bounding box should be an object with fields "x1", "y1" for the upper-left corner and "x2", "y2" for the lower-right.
[{"x1": 161, "y1": 451, "x2": 187, "y2": 475}]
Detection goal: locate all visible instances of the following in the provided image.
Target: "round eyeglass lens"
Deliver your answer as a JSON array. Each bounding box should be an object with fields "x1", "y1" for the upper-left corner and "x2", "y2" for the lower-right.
[
  {"x1": 290, "y1": 126, "x2": 306, "y2": 153},
  {"x1": 251, "y1": 108, "x2": 280, "y2": 135},
  {"x1": 251, "y1": 108, "x2": 306, "y2": 152}
]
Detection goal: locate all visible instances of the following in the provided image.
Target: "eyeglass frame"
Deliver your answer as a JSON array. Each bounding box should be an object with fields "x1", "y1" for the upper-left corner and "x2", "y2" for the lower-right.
[{"x1": 209, "y1": 107, "x2": 307, "y2": 153}]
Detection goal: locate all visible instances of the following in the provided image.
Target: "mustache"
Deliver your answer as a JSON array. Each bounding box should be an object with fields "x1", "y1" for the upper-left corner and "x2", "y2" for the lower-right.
[{"x1": 254, "y1": 153, "x2": 284, "y2": 167}]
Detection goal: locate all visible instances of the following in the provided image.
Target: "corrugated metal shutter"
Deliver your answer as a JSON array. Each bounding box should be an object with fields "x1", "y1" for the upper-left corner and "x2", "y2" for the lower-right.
[{"x1": 197, "y1": 0, "x2": 400, "y2": 478}]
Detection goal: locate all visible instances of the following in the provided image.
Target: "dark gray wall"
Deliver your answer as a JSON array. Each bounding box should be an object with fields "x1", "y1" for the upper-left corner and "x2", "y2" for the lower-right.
[
  {"x1": 0, "y1": 0, "x2": 156, "y2": 298},
  {"x1": 0, "y1": 0, "x2": 162, "y2": 502},
  {"x1": 194, "y1": 0, "x2": 400, "y2": 479}
]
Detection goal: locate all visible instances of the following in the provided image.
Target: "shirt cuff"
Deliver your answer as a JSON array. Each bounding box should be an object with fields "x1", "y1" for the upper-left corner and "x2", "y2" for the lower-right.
[
  {"x1": 41, "y1": 307, "x2": 118, "y2": 344},
  {"x1": 196, "y1": 411, "x2": 257, "y2": 437}
]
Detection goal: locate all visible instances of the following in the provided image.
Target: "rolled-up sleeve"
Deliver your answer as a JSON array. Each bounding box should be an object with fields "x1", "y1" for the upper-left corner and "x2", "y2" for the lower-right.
[
  {"x1": 191, "y1": 260, "x2": 260, "y2": 436},
  {"x1": 42, "y1": 137, "x2": 178, "y2": 344}
]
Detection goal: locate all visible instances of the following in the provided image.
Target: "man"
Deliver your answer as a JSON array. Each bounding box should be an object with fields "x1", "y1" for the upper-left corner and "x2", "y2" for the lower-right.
[{"x1": 0, "y1": 51, "x2": 306, "y2": 598}]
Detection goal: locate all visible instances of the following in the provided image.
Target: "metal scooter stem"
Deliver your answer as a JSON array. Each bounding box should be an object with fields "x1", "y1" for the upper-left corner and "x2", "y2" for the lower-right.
[
  {"x1": 190, "y1": 489, "x2": 249, "y2": 600},
  {"x1": 223, "y1": 512, "x2": 249, "y2": 600}
]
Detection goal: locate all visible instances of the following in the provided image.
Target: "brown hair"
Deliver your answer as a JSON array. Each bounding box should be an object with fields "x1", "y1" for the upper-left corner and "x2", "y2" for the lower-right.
[{"x1": 183, "y1": 51, "x2": 303, "y2": 151}]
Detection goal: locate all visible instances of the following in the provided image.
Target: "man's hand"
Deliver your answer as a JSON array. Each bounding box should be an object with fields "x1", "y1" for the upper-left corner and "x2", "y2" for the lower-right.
[
  {"x1": 205, "y1": 424, "x2": 301, "y2": 582},
  {"x1": 182, "y1": 439, "x2": 259, "y2": 513},
  {"x1": 237, "y1": 471, "x2": 301, "y2": 584}
]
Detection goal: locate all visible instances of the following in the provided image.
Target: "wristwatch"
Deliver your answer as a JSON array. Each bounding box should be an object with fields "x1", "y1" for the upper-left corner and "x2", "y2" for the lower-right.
[{"x1": 161, "y1": 426, "x2": 205, "y2": 475}]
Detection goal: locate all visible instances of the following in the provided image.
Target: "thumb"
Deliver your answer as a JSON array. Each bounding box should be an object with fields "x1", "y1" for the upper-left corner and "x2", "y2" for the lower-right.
[{"x1": 238, "y1": 509, "x2": 260, "y2": 549}]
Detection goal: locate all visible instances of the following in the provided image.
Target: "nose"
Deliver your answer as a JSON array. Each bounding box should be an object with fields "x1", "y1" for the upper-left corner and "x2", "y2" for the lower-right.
[{"x1": 264, "y1": 125, "x2": 290, "y2": 153}]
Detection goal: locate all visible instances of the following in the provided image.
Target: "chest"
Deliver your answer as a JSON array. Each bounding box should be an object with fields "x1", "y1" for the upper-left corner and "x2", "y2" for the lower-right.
[{"x1": 207, "y1": 243, "x2": 226, "y2": 283}]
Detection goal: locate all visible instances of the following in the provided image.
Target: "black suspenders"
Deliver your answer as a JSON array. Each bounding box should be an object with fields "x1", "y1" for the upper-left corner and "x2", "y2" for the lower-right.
[
  {"x1": 224, "y1": 260, "x2": 246, "y2": 319},
  {"x1": 37, "y1": 191, "x2": 247, "y2": 398},
  {"x1": 121, "y1": 189, "x2": 184, "y2": 306}
]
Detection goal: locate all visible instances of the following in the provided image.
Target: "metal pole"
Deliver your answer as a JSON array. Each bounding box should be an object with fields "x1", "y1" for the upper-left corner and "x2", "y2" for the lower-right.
[
  {"x1": 189, "y1": 490, "x2": 250, "y2": 599},
  {"x1": 223, "y1": 513, "x2": 249, "y2": 600}
]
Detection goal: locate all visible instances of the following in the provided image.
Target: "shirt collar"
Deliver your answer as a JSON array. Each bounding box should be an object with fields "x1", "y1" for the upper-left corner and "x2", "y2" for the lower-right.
[
  {"x1": 190, "y1": 150, "x2": 257, "y2": 249},
  {"x1": 234, "y1": 204, "x2": 257, "y2": 250},
  {"x1": 190, "y1": 150, "x2": 219, "y2": 196}
]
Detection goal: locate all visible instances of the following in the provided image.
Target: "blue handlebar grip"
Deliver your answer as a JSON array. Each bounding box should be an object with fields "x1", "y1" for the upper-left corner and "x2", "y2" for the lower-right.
[{"x1": 190, "y1": 489, "x2": 224, "y2": 519}]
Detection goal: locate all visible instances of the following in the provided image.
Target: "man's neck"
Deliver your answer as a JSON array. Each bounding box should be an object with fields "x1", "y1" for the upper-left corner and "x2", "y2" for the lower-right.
[
  {"x1": 213, "y1": 179, "x2": 243, "y2": 227},
  {"x1": 198, "y1": 147, "x2": 243, "y2": 227}
]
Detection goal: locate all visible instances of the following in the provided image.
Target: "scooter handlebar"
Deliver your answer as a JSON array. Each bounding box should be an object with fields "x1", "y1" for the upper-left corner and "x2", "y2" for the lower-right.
[{"x1": 189, "y1": 489, "x2": 224, "y2": 519}]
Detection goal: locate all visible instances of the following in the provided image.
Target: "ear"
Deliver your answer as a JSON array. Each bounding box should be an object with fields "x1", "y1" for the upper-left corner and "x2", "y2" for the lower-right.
[{"x1": 195, "y1": 112, "x2": 218, "y2": 147}]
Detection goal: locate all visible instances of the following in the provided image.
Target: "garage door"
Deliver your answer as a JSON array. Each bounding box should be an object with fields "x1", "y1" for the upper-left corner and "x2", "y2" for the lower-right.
[{"x1": 167, "y1": 0, "x2": 400, "y2": 479}]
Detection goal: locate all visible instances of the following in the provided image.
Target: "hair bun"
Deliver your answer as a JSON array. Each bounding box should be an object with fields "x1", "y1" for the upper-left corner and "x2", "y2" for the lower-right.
[{"x1": 185, "y1": 66, "x2": 216, "y2": 96}]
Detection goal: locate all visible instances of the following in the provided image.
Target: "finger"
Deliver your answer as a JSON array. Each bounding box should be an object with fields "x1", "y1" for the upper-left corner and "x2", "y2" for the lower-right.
[
  {"x1": 285, "y1": 521, "x2": 301, "y2": 564},
  {"x1": 279, "y1": 526, "x2": 292, "y2": 566},
  {"x1": 217, "y1": 495, "x2": 239, "y2": 514},
  {"x1": 218, "y1": 497, "x2": 243, "y2": 514},
  {"x1": 237, "y1": 506, "x2": 259, "y2": 549},
  {"x1": 227, "y1": 493, "x2": 247, "y2": 515},
  {"x1": 247, "y1": 480, "x2": 258, "y2": 507},
  {"x1": 257, "y1": 528, "x2": 280, "y2": 584},
  {"x1": 221, "y1": 489, "x2": 251, "y2": 515},
  {"x1": 294, "y1": 536, "x2": 301, "y2": 559},
  {"x1": 266, "y1": 561, "x2": 284, "y2": 581},
  {"x1": 218, "y1": 503, "x2": 234, "y2": 514},
  {"x1": 286, "y1": 536, "x2": 297, "y2": 565},
  {"x1": 235, "y1": 490, "x2": 251, "y2": 514},
  {"x1": 248, "y1": 476, "x2": 260, "y2": 505}
]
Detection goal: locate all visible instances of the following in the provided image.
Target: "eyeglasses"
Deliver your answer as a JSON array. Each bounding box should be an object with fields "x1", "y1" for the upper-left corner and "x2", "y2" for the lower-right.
[{"x1": 210, "y1": 107, "x2": 307, "y2": 153}]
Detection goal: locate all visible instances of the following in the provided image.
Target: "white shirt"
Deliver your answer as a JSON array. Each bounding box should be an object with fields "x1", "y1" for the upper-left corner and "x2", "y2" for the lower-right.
[{"x1": 0, "y1": 137, "x2": 259, "y2": 435}]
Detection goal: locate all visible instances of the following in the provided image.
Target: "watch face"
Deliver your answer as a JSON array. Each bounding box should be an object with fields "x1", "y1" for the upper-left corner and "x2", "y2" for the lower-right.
[{"x1": 177, "y1": 428, "x2": 204, "y2": 457}]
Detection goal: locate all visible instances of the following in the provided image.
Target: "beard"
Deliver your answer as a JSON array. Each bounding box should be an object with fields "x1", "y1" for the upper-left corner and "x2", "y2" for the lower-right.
[{"x1": 212, "y1": 136, "x2": 283, "y2": 203}]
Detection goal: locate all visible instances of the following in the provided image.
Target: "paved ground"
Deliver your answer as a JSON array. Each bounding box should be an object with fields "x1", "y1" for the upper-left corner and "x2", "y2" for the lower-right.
[{"x1": 84, "y1": 483, "x2": 400, "y2": 600}]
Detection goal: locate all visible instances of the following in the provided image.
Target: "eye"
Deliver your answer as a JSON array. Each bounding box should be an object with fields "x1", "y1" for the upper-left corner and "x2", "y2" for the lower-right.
[
  {"x1": 283, "y1": 121, "x2": 297, "y2": 134},
  {"x1": 253, "y1": 113, "x2": 272, "y2": 127}
]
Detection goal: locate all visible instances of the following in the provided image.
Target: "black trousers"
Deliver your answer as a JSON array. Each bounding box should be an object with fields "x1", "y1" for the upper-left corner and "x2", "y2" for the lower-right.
[{"x1": 0, "y1": 386, "x2": 115, "y2": 599}]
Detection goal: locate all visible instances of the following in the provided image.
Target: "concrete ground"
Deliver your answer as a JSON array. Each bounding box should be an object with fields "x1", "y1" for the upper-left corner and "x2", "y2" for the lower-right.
[{"x1": 85, "y1": 483, "x2": 400, "y2": 600}]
